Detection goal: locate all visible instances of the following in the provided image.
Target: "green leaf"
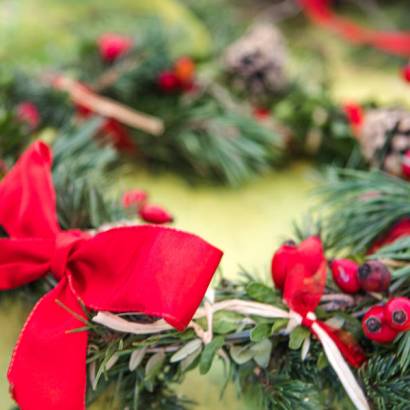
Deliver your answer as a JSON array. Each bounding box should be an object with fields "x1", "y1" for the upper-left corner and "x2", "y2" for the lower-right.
[
  {"x1": 251, "y1": 339, "x2": 272, "y2": 368},
  {"x1": 271, "y1": 318, "x2": 289, "y2": 334},
  {"x1": 213, "y1": 311, "x2": 243, "y2": 334},
  {"x1": 180, "y1": 346, "x2": 202, "y2": 372},
  {"x1": 199, "y1": 336, "x2": 224, "y2": 374},
  {"x1": 317, "y1": 351, "x2": 328, "y2": 370},
  {"x1": 246, "y1": 282, "x2": 276, "y2": 304},
  {"x1": 145, "y1": 351, "x2": 165, "y2": 382},
  {"x1": 170, "y1": 339, "x2": 202, "y2": 363},
  {"x1": 250, "y1": 323, "x2": 271, "y2": 342},
  {"x1": 129, "y1": 347, "x2": 147, "y2": 371},
  {"x1": 289, "y1": 326, "x2": 310, "y2": 350},
  {"x1": 230, "y1": 345, "x2": 254, "y2": 365}
]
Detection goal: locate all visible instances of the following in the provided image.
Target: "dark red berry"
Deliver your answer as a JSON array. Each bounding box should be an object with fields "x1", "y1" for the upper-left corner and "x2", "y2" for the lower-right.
[
  {"x1": 271, "y1": 240, "x2": 298, "y2": 290},
  {"x1": 157, "y1": 71, "x2": 180, "y2": 92},
  {"x1": 362, "y1": 305, "x2": 398, "y2": 343},
  {"x1": 385, "y1": 297, "x2": 410, "y2": 331},
  {"x1": 330, "y1": 259, "x2": 361, "y2": 294},
  {"x1": 358, "y1": 261, "x2": 391, "y2": 292}
]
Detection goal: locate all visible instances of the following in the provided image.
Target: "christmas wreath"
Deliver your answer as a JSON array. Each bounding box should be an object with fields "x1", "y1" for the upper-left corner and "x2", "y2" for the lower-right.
[{"x1": 1, "y1": 2, "x2": 410, "y2": 409}]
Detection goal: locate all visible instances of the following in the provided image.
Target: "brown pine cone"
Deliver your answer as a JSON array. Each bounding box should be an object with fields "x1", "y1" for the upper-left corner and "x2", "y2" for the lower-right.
[
  {"x1": 224, "y1": 24, "x2": 287, "y2": 99},
  {"x1": 359, "y1": 108, "x2": 410, "y2": 176}
]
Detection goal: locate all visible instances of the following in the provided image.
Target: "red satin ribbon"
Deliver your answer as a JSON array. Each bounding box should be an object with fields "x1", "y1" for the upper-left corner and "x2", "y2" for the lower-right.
[
  {"x1": 281, "y1": 236, "x2": 366, "y2": 367},
  {"x1": 0, "y1": 142, "x2": 223, "y2": 410},
  {"x1": 300, "y1": 0, "x2": 410, "y2": 57}
]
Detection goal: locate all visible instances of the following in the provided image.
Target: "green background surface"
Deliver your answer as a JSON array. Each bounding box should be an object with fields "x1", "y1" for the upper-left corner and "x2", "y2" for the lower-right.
[{"x1": 0, "y1": 0, "x2": 409, "y2": 408}]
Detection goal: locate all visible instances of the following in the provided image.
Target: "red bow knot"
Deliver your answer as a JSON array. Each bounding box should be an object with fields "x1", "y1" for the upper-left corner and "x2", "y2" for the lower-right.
[
  {"x1": 0, "y1": 142, "x2": 223, "y2": 410},
  {"x1": 301, "y1": 311, "x2": 317, "y2": 329}
]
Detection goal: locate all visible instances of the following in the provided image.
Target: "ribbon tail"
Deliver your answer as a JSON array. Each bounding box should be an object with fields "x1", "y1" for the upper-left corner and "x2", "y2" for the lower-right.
[
  {"x1": 312, "y1": 322, "x2": 370, "y2": 410},
  {"x1": 8, "y1": 279, "x2": 88, "y2": 410}
]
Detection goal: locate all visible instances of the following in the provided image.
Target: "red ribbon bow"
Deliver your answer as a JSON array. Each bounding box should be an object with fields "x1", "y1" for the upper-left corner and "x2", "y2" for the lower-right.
[
  {"x1": 279, "y1": 236, "x2": 366, "y2": 368},
  {"x1": 300, "y1": 0, "x2": 410, "y2": 57},
  {"x1": 0, "y1": 142, "x2": 223, "y2": 410}
]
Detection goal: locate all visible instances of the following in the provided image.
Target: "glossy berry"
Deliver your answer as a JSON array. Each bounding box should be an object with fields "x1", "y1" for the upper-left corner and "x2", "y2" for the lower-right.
[
  {"x1": 139, "y1": 204, "x2": 173, "y2": 224},
  {"x1": 401, "y1": 64, "x2": 410, "y2": 83},
  {"x1": 402, "y1": 150, "x2": 410, "y2": 179},
  {"x1": 385, "y1": 297, "x2": 410, "y2": 331},
  {"x1": 358, "y1": 260, "x2": 391, "y2": 292},
  {"x1": 98, "y1": 33, "x2": 132, "y2": 62},
  {"x1": 271, "y1": 240, "x2": 298, "y2": 290},
  {"x1": 122, "y1": 189, "x2": 148, "y2": 209},
  {"x1": 298, "y1": 236, "x2": 324, "y2": 276},
  {"x1": 158, "y1": 71, "x2": 180, "y2": 92},
  {"x1": 362, "y1": 305, "x2": 398, "y2": 343},
  {"x1": 16, "y1": 102, "x2": 40, "y2": 129},
  {"x1": 330, "y1": 259, "x2": 361, "y2": 294}
]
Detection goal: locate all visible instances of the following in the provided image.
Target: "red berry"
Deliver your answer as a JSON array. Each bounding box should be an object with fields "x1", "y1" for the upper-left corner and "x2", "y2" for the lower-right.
[
  {"x1": 358, "y1": 261, "x2": 391, "y2": 293},
  {"x1": 330, "y1": 259, "x2": 361, "y2": 294},
  {"x1": 402, "y1": 150, "x2": 410, "y2": 179},
  {"x1": 98, "y1": 33, "x2": 132, "y2": 62},
  {"x1": 271, "y1": 240, "x2": 298, "y2": 290},
  {"x1": 362, "y1": 305, "x2": 398, "y2": 343},
  {"x1": 385, "y1": 297, "x2": 410, "y2": 332},
  {"x1": 174, "y1": 57, "x2": 195, "y2": 85},
  {"x1": 401, "y1": 64, "x2": 410, "y2": 83},
  {"x1": 16, "y1": 102, "x2": 40, "y2": 129},
  {"x1": 122, "y1": 189, "x2": 148, "y2": 209},
  {"x1": 298, "y1": 236, "x2": 325, "y2": 276},
  {"x1": 139, "y1": 204, "x2": 173, "y2": 224},
  {"x1": 253, "y1": 107, "x2": 270, "y2": 121},
  {"x1": 158, "y1": 71, "x2": 180, "y2": 92},
  {"x1": 343, "y1": 102, "x2": 363, "y2": 133}
]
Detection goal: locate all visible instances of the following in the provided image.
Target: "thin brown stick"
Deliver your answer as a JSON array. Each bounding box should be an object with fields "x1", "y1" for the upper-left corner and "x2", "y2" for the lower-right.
[{"x1": 54, "y1": 76, "x2": 164, "y2": 136}]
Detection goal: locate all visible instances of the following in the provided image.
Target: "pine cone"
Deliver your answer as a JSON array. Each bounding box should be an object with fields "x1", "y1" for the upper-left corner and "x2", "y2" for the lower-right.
[
  {"x1": 359, "y1": 108, "x2": 410, "y2": 176},
  {"x1": 224, "y1": 24, "x2": 287, "y2": 99}
]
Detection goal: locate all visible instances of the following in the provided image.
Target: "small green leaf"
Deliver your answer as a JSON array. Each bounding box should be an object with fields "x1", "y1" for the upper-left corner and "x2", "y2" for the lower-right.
[
  {"x1": 250, "y1": 323, "x2": 271, "y2": 342},
  {"x1": 230, "y1": 345, "x2": 254, "y2": 365},
  {"x1": 246, "y1": 282, "x2": 276, "y2": 304},
  {"x1": 180, "y1": 346, "x2": 202, "y2": 372},
  {"x1": 317, "y1": 351, "x2": 328, "y2": 370},
  {"x1": 289, "y1": 326, "x2": 310, "y2": 350},
  {"x1": 199, "y1": 336, "x2": 224, "y2": 374},
  {"x1": 170, "y1": 339, "x2": 202, "y2": 363},
  {"x1": 129, "y1": 347, "x2": 147, "y2": 371},
  {"x1": 213, "y1": 311, "x2": 243, "y2": 334},
  {"x1": 145, "y1": 351, "x2": 165, "y2": 382},
  {"x1": 251, "y1": 339, "x2": 272, "y2": 368},
  {"x1": 271, "y1": 318, "x2": 288, "y2": 334}
]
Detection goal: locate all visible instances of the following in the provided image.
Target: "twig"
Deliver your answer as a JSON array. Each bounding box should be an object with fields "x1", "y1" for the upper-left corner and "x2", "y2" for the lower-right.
[{"x1": 51, "y1": 75, "x2": 164, "y2": 136}]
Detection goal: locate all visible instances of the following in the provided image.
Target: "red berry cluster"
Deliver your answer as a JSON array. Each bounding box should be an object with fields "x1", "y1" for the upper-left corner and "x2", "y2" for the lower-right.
[
  {"x1": 362, "y1": 297, "x2": 410, "y2": 343},
  {"x1": 330, "y1": 259, "x2": 391, "y2": 294},
  {"x1": 122, "y1": 189, "x2": 173, "y2": 224},
  {"x1": 157, "y1": 57, "x2": 196, "y2": 93}
]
